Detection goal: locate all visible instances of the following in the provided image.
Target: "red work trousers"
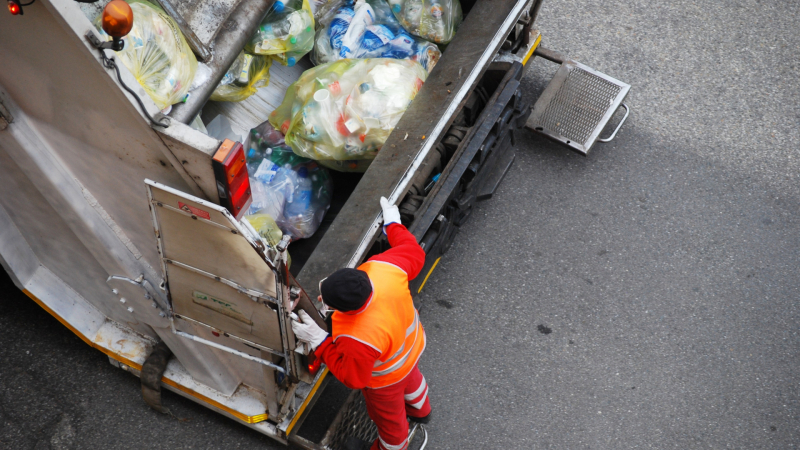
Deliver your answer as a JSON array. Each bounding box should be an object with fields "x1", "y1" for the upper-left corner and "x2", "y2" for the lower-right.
[{"x1": 362, "y1": 364, "x2": 431, "y2": 450}]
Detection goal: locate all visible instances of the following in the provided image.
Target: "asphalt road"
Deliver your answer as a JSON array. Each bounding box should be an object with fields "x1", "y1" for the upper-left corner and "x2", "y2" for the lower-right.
[{"x1": 1, "y1": 0, "x2": 798, "y2": 449}]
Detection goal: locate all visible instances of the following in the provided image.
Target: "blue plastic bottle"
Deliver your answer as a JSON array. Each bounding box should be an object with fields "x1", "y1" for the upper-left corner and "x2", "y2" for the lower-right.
[
  {"x1": 381, "y1": 32, "x2": 416, "y2": 59},
  {"x1": 362, "y1": 24, "x2": 395, "y2": 52},
  {"x1": 329, "y1": 4, "x2": 355, "y2": 51}
]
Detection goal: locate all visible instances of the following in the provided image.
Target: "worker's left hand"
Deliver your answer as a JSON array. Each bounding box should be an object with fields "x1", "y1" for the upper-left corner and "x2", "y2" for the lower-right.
[
  {"x1": 380, "y1": 196, "x2": 401, "y2": 232},
  {"x1": 291, "y1": 310, "x2": 328, "y2": 350}
]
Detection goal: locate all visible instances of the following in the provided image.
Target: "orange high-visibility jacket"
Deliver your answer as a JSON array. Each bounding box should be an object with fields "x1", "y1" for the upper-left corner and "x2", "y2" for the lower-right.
[{"x1": 332, "y1": 260, "x2": 426, "y2": 388}]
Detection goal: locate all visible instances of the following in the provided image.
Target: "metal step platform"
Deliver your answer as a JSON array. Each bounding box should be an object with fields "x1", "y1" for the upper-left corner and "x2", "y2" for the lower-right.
[{"x1": 526, "y1": 59, "x2": 630, "y2": 155}]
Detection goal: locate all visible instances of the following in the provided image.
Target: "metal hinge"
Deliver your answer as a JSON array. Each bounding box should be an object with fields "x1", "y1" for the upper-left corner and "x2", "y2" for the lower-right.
[{"x1": 0, "y1": 99, "x2": 13, "y2": 131}]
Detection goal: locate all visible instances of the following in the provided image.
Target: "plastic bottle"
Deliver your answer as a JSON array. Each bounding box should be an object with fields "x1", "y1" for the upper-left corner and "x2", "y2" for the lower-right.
[
  {"x1": 421, "y1": 0, "x2": 447, "y2": 42},
  {"x1": 253, "y1": 156, "x2": 281, "y2": 184},
  {"x1": 329, "y1": 4, "x2": 355, "y2": 50},
  {"x1": 284, "y1": 167, "x2": 312, "y2": 218},
  {"x1": 402, "y1": 0, "x2": 423, "y2": 29},
  {"x1": 362, "y1": 24, "x2": 395, "y2": 52},
  {"x1": 340, "y1": 1, "x2": 375, "y2": 58},
  {"x1": 381, "y1": 32, "x2": 416, "y2": 59},
  {"x1": 248, "y1": 176, "x2": 286, "y2": 219},
  {"x1": 387, "y1": 0, "x2": 402, "y2": 13}
]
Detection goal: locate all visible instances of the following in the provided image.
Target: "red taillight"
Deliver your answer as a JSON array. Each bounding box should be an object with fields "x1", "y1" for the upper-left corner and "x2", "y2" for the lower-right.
[
  {"x1": 8, "y1": 0, "x2": 21, "y2": 15},
  {"x1": 212, "y1": 139, "x2": 252, "y2": 220},
  {"x1": 307, "y1": 350, "x2": 322, "y2": 375}
]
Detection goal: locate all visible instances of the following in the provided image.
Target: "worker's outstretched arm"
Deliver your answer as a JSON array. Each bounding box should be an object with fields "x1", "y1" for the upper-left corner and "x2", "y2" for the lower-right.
[
  {"x1": 368, "y1": 223, "x2": 426, "y2": 279},
  {"x1": 368, "y1": 197, "x2": 426, "y2": 279},
  {"x1": 315, "y1": 337, "x2": 381, "y2": 390}
]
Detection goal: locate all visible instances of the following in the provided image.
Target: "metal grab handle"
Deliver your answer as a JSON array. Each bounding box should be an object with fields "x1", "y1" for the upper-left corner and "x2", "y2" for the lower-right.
[{"x1": 598, "y1": 103, "x2": 630, "y2": 143}]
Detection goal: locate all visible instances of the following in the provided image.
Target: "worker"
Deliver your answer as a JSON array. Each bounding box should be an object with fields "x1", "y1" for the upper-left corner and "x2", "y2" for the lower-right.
[{"x1": 291, "y1": 197, "x2": 431, "y2": 450}]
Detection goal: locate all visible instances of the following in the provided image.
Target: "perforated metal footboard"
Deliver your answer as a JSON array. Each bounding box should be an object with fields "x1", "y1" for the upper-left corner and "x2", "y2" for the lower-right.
[{"x1": 527, "y1": 60, "x2": 630, "y2": 154}]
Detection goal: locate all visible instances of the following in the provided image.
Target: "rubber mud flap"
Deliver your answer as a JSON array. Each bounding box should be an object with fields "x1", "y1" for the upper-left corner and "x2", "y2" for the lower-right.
[{"x1": 141, "y1": 341, "x2": 173, "y2": 414}]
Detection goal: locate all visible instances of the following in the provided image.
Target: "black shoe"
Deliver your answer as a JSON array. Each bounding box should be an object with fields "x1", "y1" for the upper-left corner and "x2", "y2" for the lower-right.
[
  {"x1": 343, "y1": 436, "x2": 372, "y2": 450},
  {"x1": 408, "y1": 411, "x2": 432, "y2": 424}
]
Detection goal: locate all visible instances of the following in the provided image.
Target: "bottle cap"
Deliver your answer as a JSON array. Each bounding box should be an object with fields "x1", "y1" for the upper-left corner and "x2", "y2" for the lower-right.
[
  {"x1": 273, "y1": 1, "x2": 285, "y2": 12},
  {"x1": 314, "y1": 89, "x2": 331, "y2": 102},
  {"x1": 287, "y1": 56, "x2": 296, "y2": 66}
]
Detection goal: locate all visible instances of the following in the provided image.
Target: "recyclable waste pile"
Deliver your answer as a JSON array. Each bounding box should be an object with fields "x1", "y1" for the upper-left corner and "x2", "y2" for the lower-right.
[
  {"x1": 312, "y1": 0, "x2": 441, "y2": 73},
  {"x1": 97, "y1": 0, "x2": 197, "y2": 110},
  {"x1": 211, "y1": 52, "x2": 272, "y2": 102},
  {"x1": 387, "y1": 0, "x2": 462, "y2": 44},
  {"x1": 246, "y1": 0, "x2": 316, "y2": 66},
  {"x1": 269, "y1": 58, "x2": 427, "y2": 172},
  {"x1": 244, "y1": 121, "x2": 333, "y2": 240}
]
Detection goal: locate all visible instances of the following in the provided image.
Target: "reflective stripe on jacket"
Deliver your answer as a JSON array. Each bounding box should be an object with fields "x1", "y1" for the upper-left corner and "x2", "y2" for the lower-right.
[{"x1": 331, "y1": 260, "x2": 426, "y2": 388}]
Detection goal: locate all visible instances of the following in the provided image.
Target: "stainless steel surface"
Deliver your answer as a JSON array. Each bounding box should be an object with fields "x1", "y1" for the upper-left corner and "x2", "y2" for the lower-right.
[
  {"x1": 526, "y1": 60, "x2": 630, "y2": 154},
  {"x1": 151, "y1": 0, "x2": 214, "y2": 62},
  {"x1": 168, "y1": 0, "x2": 276, "y2": 124},
  {"x1": 597, "y1": 103, "x2": 630, "y2": 143}
]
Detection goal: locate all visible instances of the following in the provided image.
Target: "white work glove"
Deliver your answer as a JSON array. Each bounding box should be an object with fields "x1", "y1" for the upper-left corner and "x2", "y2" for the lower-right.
[
  {"x1": 380, "y1": 196, "x2": 401, "y2": 232},
  {"x1": 291, "y1": 310, "x2": 328, "y2": 350}
]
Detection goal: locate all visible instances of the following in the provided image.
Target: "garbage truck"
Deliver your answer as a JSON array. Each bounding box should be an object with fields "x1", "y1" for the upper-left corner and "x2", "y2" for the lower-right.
[{"x1": 0, "y1": 0, "x2": 629, "y2": 447}]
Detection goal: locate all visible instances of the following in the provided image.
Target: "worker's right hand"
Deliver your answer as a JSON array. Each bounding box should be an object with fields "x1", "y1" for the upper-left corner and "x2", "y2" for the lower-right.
[
  {"x1": 380, "y1": 196, "x2": 401, "y2": 232},
  {"x1": 290, "y1": 310, "x2": 328, "y2": 350}
]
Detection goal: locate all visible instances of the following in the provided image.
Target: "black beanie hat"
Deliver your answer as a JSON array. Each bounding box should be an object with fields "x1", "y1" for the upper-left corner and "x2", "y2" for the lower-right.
[{"x1": 320, "y1": 268, "x2": 373, "y2": 312}]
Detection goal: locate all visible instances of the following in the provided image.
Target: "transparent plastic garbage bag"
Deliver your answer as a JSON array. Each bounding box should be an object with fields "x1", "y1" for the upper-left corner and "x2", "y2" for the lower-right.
[
  {"x1": 97, "y1": 0, "x2": 197, "y2": 110},
  {"x1": 312, "y1": 0, "x2": 441, "y2": 73},
  {"x1": 211, "y1": 52, "x2": 272, "y2": 102},
  {"x1": 246, "y1": 0, "x2": 315, "y2": 67},
  {"x1": 387, "y1": 0, "x2": 462, "y2": 45},
  {"x1": 269, "y1": 58, "x2": 427, "y2": 172},
  {"x1": 245, "y1": 121, "x2": 333, "y2": 239}
]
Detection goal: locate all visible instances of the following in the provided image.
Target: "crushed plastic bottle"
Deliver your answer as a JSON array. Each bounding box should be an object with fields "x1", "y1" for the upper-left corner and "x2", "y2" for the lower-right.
[
  {"x1": 211, "y1": 51, "x2": 272, "y2": 102},
  {"x1": 269, "y1": 58, "x2": 427, "y2": 172},
  {"x1": 312, "y1": 0, "x2": 441, "y2": 73},
  {"x1": 388, "y1": 0, "x2": 461, "y2": 44},
  {"x1": 246, "y1": 0, "x2": 316, "y2": 66}
]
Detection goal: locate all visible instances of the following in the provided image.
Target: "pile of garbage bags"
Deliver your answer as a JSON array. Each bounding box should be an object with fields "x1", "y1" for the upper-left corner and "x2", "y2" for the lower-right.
[
  {"x1": 388, "y1": 0, "x2": 462, "y2": 44},
  {"x1": 98, "y1": 0, "x2": 197, "y2": 110},
  {"x1": 312, "y1": 0, "x2": 441, "y2": 73},
  {"x1": 244, "y1": 121, "x2": 333, "y2": 240},
  {"x1": 268, "y1": 58, "x2": 427, "y2": 172},
  {"x1": 245, "y1": 0, "x2": 316, "y2": 67},
  {"x1": 211, "y1": 52, "x2": 272, "y2": 102}
]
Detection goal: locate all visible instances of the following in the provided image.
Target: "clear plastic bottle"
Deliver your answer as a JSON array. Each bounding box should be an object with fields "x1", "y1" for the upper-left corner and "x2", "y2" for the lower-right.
[
  {"x1": 402, "y1": 0, "x2": 423, "y2": 30},
  {"x1": 421, "y1": 0, "x2": 447, "y2": 42},
  {"x1": 284, "y1": 167, "x2": 312, "y2": 218}
]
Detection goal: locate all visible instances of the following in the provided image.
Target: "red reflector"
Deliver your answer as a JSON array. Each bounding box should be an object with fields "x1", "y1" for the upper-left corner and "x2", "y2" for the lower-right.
[
  {"x1": 8, "y1": 1, "x2": 21, "y2": 14},
  {"x1": 212, "y1": 139, "x2": 252, "y2": 220}
]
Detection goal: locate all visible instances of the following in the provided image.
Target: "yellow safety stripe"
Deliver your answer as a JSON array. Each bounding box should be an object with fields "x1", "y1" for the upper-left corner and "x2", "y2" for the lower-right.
[
  {"x1": 522, "y1": 33, "x2": 543, "y2": 66},
  {"x1": 285, "y1": 367, "x2": 329, "y2": 436},
  {"x1": 417, "y1": 257, "x2": 441, "y2": 293},
  {"x1": 22, "y1": 289, "x2": 269, "y2": 424}
]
